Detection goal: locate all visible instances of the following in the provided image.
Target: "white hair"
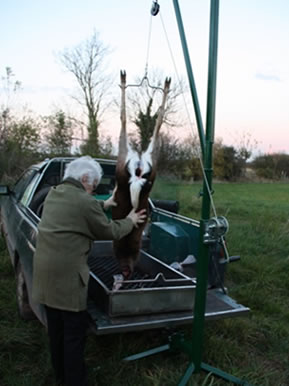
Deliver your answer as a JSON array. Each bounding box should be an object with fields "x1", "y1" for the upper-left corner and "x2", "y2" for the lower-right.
[{"x1": 64, "y1": 156, "x2": 103, "y2": 185}]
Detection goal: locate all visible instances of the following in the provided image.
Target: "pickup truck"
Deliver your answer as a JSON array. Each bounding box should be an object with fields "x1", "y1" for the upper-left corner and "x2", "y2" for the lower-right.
[{"x1": 0, "y1": 157, "x2": 249, "y2": 335}]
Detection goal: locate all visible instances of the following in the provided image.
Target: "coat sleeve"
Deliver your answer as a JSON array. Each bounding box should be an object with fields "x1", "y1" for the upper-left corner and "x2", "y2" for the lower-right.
[{"x1": 84, "y1": 197, "x2": 134, "y2": 241}]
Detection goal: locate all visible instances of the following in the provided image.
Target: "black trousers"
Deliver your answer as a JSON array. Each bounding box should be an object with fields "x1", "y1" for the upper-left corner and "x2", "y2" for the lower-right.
[{"x1": 45, "y1": 305, "x2": 89, "y2": 386}]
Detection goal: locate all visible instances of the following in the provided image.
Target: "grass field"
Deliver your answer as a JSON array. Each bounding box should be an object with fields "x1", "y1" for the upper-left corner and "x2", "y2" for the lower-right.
[{"x1": 1, "y1": 180, "x2": 289, "y2": 385}]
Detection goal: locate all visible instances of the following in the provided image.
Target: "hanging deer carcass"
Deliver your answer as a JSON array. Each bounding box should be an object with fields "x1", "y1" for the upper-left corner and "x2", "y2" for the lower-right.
[{"x1": 112, "y1": 71, "x2": 171, "y2": 277}]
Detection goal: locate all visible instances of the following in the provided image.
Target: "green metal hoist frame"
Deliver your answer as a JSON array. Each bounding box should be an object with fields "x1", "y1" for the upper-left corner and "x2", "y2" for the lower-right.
[{"x1": 125, "y1": 1, "x2": 253, "y2": 384}]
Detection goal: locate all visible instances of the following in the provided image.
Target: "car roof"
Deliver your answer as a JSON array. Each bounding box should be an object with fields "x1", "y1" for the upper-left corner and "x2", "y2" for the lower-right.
[{"x1": 30, "y1": 157, "x2": 117, "y2": 170}]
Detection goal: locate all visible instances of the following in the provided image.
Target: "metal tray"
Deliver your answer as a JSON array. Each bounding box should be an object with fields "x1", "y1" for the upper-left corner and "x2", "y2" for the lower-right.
[{"x1": 88, "y1": 244, "x2": 196, "y2": 317}]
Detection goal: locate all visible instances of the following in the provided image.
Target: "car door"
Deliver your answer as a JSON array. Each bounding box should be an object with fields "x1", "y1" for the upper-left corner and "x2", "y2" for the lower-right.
[
  {"x1": 16, "y1": 172, "x2": 42, "y2": 301},
  {"x1": 2, "y1": 169, "x2": 37, "y2": 257},
  {"x1": 5, "y1": 169, "x2": 47, "y2": 321}
]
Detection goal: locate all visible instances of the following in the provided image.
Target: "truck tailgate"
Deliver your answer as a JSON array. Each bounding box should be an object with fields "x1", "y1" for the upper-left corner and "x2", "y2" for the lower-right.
[{"x1": 87, "y1": 288, "x2": 249, "y2": 335}]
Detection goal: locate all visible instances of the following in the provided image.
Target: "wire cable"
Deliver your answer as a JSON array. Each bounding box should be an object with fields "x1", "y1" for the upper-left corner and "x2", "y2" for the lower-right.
[
  {"x1": 144, "y1": 14, "x2": 153, "y2": 78},
  {"x1": 159, "y1": 9, "x2": 230, "y2": 262}
]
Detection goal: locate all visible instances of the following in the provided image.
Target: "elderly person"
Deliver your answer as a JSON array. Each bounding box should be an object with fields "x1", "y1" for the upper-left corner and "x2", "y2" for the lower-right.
[{"x1": 32, "y1": 156, "x2": 146, "y2": 386}]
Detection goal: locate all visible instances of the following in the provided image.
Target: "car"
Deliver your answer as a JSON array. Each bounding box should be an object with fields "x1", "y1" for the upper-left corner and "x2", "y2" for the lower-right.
[{"x1": 0, "y1": 157, "x2": 249, "y2": 335}]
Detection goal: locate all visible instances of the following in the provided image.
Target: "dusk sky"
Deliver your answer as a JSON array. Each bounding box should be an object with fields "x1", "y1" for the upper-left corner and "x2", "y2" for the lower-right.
[{"x1": 1, "y1": 0, "x2": 288, "y2": 155}]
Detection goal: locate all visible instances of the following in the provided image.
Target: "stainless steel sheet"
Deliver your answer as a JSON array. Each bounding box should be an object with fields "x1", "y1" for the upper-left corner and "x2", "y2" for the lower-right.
[{"x1": 88, "y1": 248, "x2": 196, "y2": 317}]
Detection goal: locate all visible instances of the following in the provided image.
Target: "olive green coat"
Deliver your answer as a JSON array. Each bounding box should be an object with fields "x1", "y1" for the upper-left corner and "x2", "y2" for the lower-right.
[{"x1": 32, "y1": 178, "x2": 133, "y2": 312}]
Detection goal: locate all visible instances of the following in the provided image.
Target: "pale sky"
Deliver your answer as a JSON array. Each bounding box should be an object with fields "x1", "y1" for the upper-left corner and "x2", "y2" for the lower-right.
[{"x1": 1, "y1": 0, "x2": 288, "y2": 154}]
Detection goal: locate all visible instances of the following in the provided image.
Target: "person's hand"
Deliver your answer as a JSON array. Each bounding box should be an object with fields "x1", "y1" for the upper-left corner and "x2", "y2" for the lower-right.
[
  {"x1": 103, "y1": 195, "x2": 117, "y2": 210},
  {"x1": 103, "y1": 186, "x2": 118, "y2": 210},
  {"x1": 127, "y1": 208, "x2": 147, "y2": 227}
]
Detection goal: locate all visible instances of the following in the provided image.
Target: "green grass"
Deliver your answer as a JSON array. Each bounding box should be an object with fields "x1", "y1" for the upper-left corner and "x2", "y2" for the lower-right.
[{"x1": 1, "y1": 180, "x2": 289, "y2": 385}]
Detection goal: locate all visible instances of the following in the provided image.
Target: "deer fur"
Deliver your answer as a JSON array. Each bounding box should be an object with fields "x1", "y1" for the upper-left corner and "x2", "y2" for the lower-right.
[{"x1": 112, "y1": 70, "x2": 171, "y2": 274}]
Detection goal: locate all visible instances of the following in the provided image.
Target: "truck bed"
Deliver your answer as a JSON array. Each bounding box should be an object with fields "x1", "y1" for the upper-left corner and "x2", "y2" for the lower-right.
[{"x1": 86, "y1": 242, "x2": 249, "y2": 335}]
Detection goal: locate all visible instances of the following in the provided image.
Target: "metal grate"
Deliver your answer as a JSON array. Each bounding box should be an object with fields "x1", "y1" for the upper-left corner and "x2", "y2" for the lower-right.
[{"x1": 88, "y1": 254, "x2": 165, "y2": 290}]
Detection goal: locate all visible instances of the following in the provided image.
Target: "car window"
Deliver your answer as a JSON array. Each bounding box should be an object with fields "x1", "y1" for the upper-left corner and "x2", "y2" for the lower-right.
[
  {"x1": 20, "y1": 173, "x2": 41, "y2": 207},
  {"x1": 13, "y1": 169, "x2": 38, "y2": 201},
  {"x1": 62, "y1": 160, "x2": 115, "y2": 195}
]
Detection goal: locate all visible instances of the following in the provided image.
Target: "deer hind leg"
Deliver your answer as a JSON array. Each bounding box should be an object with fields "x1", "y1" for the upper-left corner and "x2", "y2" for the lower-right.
[
  {"x1": 152, "y1": 77, "x2": 171, "y2": 146},
  {"x1": 142, "y1": 77, "x2": 171, "y2": 167}
]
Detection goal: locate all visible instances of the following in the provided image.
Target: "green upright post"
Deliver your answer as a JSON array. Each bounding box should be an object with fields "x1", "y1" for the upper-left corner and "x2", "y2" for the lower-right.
[
  {"x1": 192, "y1": 0, "x2": 219, "y2": 371},
  {"x1": 173, "y1": 0, "x2": 220, "y2": 373},
  {"x1": 191, "y1": 0, "x2": 220, "y2": 371}
]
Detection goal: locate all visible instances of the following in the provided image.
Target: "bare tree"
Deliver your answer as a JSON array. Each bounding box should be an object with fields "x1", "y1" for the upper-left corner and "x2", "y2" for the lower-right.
[
  {"x1": 59, "y1": 31, "x2": 112, "y2": 156},
  {"x1": 0, "y1": 67, "x2": 21, "y2": 147}
]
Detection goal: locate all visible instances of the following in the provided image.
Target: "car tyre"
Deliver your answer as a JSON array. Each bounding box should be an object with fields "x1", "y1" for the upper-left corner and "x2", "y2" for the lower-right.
[{"x1": 16, "y1": 262, "x2": 35, "y2": 320}]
